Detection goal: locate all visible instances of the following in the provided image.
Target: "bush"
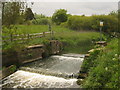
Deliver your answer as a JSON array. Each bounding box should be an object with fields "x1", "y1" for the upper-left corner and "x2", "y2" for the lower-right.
[
  {"x1": 80, "y1": 49, "x2": 101, "y2": 73},
  {"x1": 64, "y1": 15, "x2": 118, "y2": 34},
  {"x1": 67, "y1": 15, "x2": 94, "y2": 30},
  {"x1": 32, "y1": 18, "x2": 49, "y2": 25},
  {"x1": 60, "y1": 22, "x2": 68, "y2": 28},
  {"x1": 82, "y1": 38, "x2": 119, "y2": 88}
]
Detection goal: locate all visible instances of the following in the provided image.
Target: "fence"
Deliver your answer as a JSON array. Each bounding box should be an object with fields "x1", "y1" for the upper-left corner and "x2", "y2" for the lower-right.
[{"x1": 2, "y1": 31, "x2": 54, "y2": 43}]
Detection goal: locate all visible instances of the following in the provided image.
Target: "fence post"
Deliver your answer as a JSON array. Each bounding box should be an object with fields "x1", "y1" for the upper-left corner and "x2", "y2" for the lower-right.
[
  {"x1": 43, "y1": 32, "x2": 45, "y2": 37},
  {"x1": 28, "y1": 34, "x2": 29, "y2": 39},
  {"x1": 10, "y1": 34, "x2": 13, "y2": 42}
]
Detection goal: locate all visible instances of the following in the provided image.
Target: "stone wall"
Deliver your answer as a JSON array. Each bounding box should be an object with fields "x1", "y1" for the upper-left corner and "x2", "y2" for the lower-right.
[{"x1": 50, "y1": 40, "x2": 63, "y2": 54}]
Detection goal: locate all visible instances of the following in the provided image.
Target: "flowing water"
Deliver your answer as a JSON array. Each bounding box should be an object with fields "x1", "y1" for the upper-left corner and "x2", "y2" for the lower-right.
[{"x1": 1, "y1": 54, "x2": 85, "y2": 88}]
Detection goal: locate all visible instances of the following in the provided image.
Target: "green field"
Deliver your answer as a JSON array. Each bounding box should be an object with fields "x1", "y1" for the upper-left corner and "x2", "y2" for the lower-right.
[{"x1": 3, "y1": 25, "x2": 100, "y2": 54}]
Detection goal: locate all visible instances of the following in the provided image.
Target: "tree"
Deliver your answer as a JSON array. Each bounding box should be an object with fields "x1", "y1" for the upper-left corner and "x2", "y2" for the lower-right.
[
  {"x1": 2, "y1": 2, "x2": 25, "y2": 26},
  {"x1": 52, "y1": 9, "x2": 68, "y2": 25},
  {"x1": 2, "y1": 2, "x2": 26, "y2": 45},
  {"x1": 24, "y1": 8, "x2": 35, "y2": 21},
  {"x1": 109, "y1": 11, "x2": 118, "y2": 18}
]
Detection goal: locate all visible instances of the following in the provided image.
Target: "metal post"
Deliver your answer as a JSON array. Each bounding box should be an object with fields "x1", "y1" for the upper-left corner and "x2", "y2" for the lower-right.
[
  {"x1": 100, "y1": 26, "x2": 102, "y2": 41},
  {"x1": 100, "y1": 21, "x2": 103, "y2": 42}
]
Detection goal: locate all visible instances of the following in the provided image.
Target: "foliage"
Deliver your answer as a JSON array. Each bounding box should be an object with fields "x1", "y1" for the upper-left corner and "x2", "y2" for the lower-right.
[
  {"x1": 34, "y1": 13, "x2": 47, "y2": 19},
  {"x1": 24, "y1": 8, "x2": 35, "y2": 21},
  {"x1": 32, "y1": 18, "x2": 49, "y2": 25},
  {"x1": 52, "y1": 9, "x2": 68, "y2": 25},
  {"x1": 2, "y1": 2, "x2": 25, "y2": 26},
  {"x1": 80, "y1": 49, "x2": 101, "y2": 73},
  {"x1": 109, "y1": 11, "x2": 118, "y2": 17},
  {"x1": 67, "y1": 15, "x2": 93, "y2": 30},
  {"x1": 60, "y1": 22, "x2": 68, "y2": 28},
  {"x1": 64, "y1": 14, "x2": 118, "y2": 36},
  {"x1": 10, "y1": 65, "x2": 17, "y2": 72},
  {"x1": 81, "y1": 38, "x2": 119, "y2": 88}
]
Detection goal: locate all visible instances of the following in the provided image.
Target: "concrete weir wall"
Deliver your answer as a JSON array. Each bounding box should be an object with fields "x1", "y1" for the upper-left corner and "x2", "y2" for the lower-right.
[
  {"x1": 18, "y1": 45, "x2": 44, "y2": 64},
  {"x1": 1, "y1": 40, "x2": 62, "y2": 79},
  {"x1": 2, "y1": 40, "x2": 62, "y2": 66}
]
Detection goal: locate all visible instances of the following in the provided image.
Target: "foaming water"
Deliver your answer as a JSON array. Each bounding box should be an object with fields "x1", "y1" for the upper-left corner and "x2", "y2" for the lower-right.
[
  {"x1": 1, "y1": 54, "x2": 84, "y2": 88},
  {"x1": 22, "y1": 54, "x2": 85, "y2": 75},
  {"x1": 1, "y1": 70, "x2": 79, "y2": 88}
]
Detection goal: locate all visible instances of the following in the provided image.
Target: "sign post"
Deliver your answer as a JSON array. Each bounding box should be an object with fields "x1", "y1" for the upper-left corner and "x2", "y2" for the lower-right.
[{"x1": 100, "y1": 21, "x2": 103, "y2": 41}]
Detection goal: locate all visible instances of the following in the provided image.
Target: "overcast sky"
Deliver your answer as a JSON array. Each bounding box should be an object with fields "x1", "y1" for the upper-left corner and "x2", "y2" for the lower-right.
[
  {"x1": 27, "y1": 0, "x2": 119, "y2": 2},
  {"x1": 30, "y1": 2, "x2": 118, "y2": 16},
  {"x1": 0, "y1": 0, "x2": 119, "y2": 17}
]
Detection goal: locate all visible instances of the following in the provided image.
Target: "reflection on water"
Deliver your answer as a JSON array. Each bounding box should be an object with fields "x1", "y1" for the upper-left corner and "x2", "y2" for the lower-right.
[{"x1": 1, "y1": 54, "x2": 84, "y2": 88}]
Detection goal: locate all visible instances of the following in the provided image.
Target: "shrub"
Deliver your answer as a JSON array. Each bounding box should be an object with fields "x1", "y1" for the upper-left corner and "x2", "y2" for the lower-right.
[
  {"x1": 32, "y1": 18, "x2": 49, "y2": 25},
  {"x1": 80, "y1": 49, "x2": 101, "y2": 73},
  {"x1": 82, "y1": 38, "x2": 119, "y2": 88},
  {"x1": 65, "y1": 15, "x2": 118, "y2": 35}
]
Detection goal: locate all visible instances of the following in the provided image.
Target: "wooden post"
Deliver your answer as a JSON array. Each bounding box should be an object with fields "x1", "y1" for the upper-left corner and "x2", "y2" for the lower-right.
[
  {"x1": 52, "y1": 31, "x2": 54, "y2": 39},
  {"x1": 10, "y1": 34, "x2": 13, "y2": 42},
  {"x1": 28, "y1": 34, "x2": 29, "y2": 39},
  {"x1": 43, "y1": 32, "x2": 45, "y2": 37}
]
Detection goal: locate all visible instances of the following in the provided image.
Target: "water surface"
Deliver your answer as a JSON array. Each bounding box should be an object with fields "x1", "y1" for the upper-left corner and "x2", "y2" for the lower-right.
[{"x1": 1, "y1": 54, "x2": 85, "y2": 88}]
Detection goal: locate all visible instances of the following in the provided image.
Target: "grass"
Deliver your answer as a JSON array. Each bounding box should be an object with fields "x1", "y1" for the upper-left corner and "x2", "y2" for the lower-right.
[
  {"x1": 79, "y1": 38, "x2": 119, "y2": 88},
  {"x1": 3, "y1": 25, "x2": 100, "y2": 54},
  {"x1": 16, "y1": 25, "x2": 49, "y2": 34}
]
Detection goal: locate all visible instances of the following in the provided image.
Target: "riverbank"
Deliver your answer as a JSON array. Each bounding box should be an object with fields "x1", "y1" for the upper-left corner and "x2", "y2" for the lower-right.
[{"x1": 77, "y1": 38, "x2": 118, "y2": 88}]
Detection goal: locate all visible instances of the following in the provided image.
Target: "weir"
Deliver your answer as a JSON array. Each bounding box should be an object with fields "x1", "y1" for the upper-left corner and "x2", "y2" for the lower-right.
[{"x1": 1, "y1": 54, "x2": 85, "y2": 88}]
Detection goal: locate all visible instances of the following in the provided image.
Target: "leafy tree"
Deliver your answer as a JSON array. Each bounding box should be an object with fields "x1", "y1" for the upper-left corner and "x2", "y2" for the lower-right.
[
  {"x1": 109, "y1": 11, "x2": 118, "y2": 17},
  {"x1": 52, "y1": 9, "x2": 68, "y2": 25},
  {"x1": 2, "y1": 2, "x2": 25, "y2": 26},
  {"x1": 2, "y1": 2, "x2": 27, "y2": 46},
  {"x1": 24, "y1": 8, "x2": 35, "y2": 21}
]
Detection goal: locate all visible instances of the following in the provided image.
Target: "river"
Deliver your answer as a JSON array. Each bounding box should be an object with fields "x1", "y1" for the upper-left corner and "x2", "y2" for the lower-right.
[{"x1": 1, "y1": 53, "x2": 85, "y2": 88}]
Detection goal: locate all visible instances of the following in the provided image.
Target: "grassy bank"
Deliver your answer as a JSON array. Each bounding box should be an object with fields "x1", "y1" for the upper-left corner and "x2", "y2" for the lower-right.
[
  {"x1": 78, "y1": 38, "x2": 118, "y2": 88},
  {"x1": 3, "y1": 25, "x2": 100, "y2": 54}
]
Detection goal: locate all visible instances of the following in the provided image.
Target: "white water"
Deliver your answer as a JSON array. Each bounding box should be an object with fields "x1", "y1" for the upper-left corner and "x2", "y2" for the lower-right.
[
  {"x1": 1, "y1": 54, "x2": 85, "y2": 88},
  {"x1": 1, "y1": 70, "x2": 79, "y2": 88}
]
